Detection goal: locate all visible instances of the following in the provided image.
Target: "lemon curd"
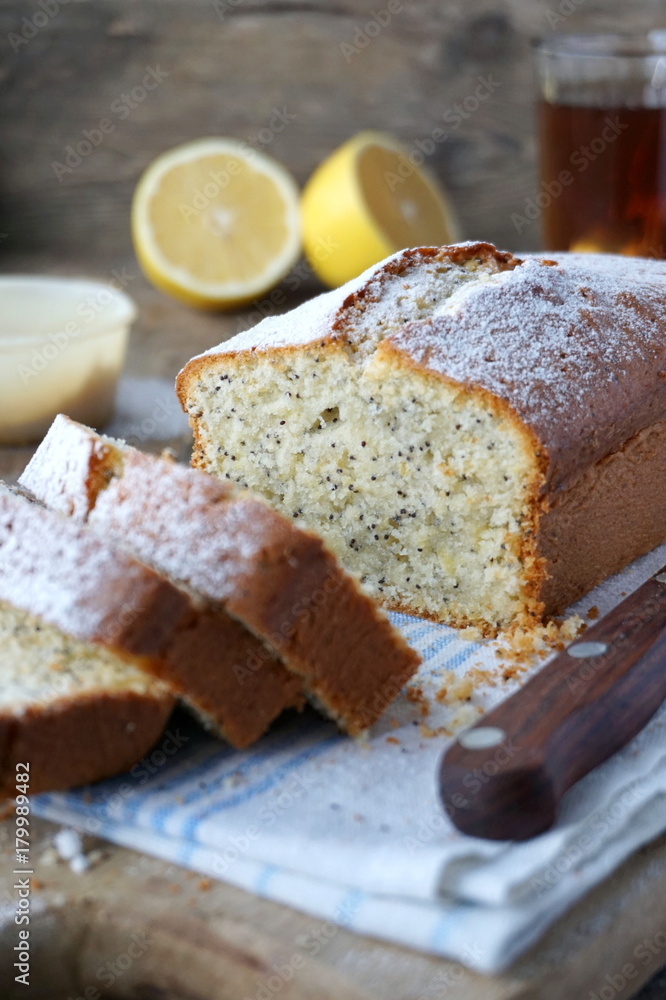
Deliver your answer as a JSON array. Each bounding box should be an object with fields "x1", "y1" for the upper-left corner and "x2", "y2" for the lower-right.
[{"x1": 0, "y1": 277, "x2": 135, "y2": 445}]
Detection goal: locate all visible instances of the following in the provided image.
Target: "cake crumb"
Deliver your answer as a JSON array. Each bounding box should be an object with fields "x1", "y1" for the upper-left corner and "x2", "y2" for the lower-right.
[
  {"x1": 198, "y1": 877, "x2": 213, "y2": 891},
  {"x1": 419, "y1": 721, "x2": 451, "y2": 738},
  {"x1": 587, "y1": 605, "x2": 599, "y2": 620},
  {"x1": 467, "y1": 666, "x2": 498, "y2": 688},
  {"x1": 385, "y1": 736, "x2": 400, "y2": 745},
  {"x1": 435, "y1": 671, "x2": 474, "y2": 707},
  {"x1": 427, "y1": 614, "x2": 586, "y2": 715},
  {"x1": 449, "y1": 704, "x2": 483, "y2": 732},
  {"x1": 458, "y1": 625, "x2": 484, "y2": 642},
  {"x1": 406, "y1": 683, "x2": 430, "y2": 717},
  {"x1": 492, "y1": 614, "x2": 586, "y2": 668}
]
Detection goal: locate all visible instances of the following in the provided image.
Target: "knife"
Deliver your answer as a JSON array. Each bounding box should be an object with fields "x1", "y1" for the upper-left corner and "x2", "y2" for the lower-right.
[{"x1": 438, "y1": 564, "x2": 666, "y2": 841}]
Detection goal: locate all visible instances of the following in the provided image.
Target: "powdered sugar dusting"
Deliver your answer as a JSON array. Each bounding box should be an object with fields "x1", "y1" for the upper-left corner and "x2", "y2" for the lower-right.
[
  {"x1": 0, "y1": 484, "x2": 172, "y2": 648},
  {"x1": 181, "y1": 244, "x2": 666, "y2": 490},
  {"x1": 210, "y1": 283, "x2": 345, "y2": 354},
  {"x1": 193, "y1": 252, "x2": 401, "y2": 358},
  {"x1": 539, "y1": 251, "x2": 666, "y2": 279},
  {"x1": 389, "y1": 255, "x2": 666, "y2": 487},
  {"x1": 91, "y1": 448, "x2": 303, "y2": 602},
  {"x1": 22, "y1": 419, "x2": 315, "y2": 603},
  {"x1": 184, "y1": 245, "x2": 504, "y2": 360},
  {"x1": 20, "y1": 414, "x2": 104, "y2": 520}
]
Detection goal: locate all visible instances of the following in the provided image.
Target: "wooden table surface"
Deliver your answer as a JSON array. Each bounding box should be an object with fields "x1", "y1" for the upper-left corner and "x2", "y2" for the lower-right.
[{"x1": 1, "y1": 817, "x2": 666, "y2": 1000}]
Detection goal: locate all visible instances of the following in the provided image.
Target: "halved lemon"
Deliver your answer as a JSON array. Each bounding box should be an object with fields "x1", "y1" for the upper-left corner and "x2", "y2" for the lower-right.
[
  {"x1": 301, "y1": 131, "x2": 460, "y2": 288},
  {"x1": 132, "y1": 138, "x2": 301, "y2": 310}
]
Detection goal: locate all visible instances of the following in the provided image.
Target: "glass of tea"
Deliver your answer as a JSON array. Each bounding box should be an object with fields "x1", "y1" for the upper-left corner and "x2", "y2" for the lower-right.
[{"x1": 533, "y1": 32, "x2": 666, "y2": 257}]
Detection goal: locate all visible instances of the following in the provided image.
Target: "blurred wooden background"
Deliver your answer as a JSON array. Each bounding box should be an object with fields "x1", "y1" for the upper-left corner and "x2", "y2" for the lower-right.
[{"x1": 1, "y1": 0, "x2": 666, "y2": 372}]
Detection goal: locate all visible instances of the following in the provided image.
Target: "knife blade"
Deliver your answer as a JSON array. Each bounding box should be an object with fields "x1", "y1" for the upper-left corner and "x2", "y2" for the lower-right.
[{"x1": 438, "y1": 564, "x2": 666, "y2": 841}]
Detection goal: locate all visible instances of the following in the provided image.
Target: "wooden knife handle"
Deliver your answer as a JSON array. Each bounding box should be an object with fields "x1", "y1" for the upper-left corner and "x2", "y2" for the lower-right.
[{"x1": 438, "y1": 566, "x2": 666, "y2": 841}]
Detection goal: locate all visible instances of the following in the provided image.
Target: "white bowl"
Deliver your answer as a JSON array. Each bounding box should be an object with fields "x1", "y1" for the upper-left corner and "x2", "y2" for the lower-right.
[{"x1": 0, "y1": 276, "x2": 137, "y2": 445}]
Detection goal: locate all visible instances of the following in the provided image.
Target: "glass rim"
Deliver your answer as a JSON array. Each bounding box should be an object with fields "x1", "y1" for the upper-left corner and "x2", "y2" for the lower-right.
[{"x1": 533, "y1": 31, "x2": 666, "y2": 60}]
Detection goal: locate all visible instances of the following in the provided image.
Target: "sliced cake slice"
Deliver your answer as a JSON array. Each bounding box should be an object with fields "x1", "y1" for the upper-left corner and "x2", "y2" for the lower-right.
[
  {"x1": 0, "y1": 602, "x2": 174, "y2": 797},
  {"x1": 0, "y1": 484, "x2": 299, "y2": 750},
  {"x1": 21, "y1": 417, "x2": 420, "y2": 734}
]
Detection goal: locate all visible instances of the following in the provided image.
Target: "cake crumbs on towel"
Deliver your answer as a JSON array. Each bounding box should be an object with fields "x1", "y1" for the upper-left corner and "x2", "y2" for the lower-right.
[
  {"x1": 491, "y1": 614, "x2": 586, "y2": 669},
  {"x1": 419, "y1": 704, "x2": 483, "y2": 739},
  {"x1": 416, "y1": 614, "x2": 587, "y2": 733},
  {"x1": 405, "y1": 683, "x2": 430, "y2": 717}
]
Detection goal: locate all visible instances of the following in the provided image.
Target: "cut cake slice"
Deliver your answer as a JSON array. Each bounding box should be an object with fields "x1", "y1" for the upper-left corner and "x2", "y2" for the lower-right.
[
  {"x1": 20, "y1": 416, "x2": 421, "y2": 734},
  {"x1": 0, "y1": 484, "x2": 296, "y2": 752},
  {"x1": 0, "y1": 602, "x2": 174, "y2": 797},
  {"x1": 0, "y1": 484, "x2": 178, "y2": 795}
]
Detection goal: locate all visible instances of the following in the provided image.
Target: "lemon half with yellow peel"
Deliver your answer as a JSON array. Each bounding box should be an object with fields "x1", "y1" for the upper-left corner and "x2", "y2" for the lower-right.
[
  {"x1": 301, "y1": 131, "x2": 460, "y2": 288},
  {"x1": 132, "y1": 138, "x2": 301, "y2": 310}
]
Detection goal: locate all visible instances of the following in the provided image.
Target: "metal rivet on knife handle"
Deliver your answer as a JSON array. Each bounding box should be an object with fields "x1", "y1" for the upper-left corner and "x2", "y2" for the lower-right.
[
  {"x1": 567, "y1": 641, "x2": 608, "y2": 658},
  {"x1": 458, "y1": 726, "x2": 506, "y2": 750}
]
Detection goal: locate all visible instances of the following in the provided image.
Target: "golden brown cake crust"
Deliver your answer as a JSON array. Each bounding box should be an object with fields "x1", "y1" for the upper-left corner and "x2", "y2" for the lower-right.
[
  {"x1": 164, "y1": 607, "x2": 303, "y2": 749},
  {"x1": 180, "y1": 243, "x2": 666, "y2": 496},
  {"x1": 95, "y1": 450, "x2": 420, "y2": 734},
  {"x1": 535, "y1": 418, "x2": 666, "y2": 615},
  {"x1": 175, "y1": 243, "x2": 518, "y2": 410},
  {"x1": 389, "y1": 254, "x2": 666, "y2": 492},
  {"x1": 0, "y1": 485, "x2": 194, "y2": 657},
  {"x1": 18, "y1": 426, "x2": 306, "y2": 745},
  {"x1": 0, "y1": 690, "x2": 173, "y2": 797}
]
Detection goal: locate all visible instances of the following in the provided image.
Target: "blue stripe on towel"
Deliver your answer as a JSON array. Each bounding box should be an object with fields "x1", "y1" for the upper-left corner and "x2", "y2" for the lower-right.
[
  {"x1": 180, "y1": 736, "x2": 341, "y2": 840},
  {"x1": 429, "y1": 908, "x2": 462, "y2": 951},
  {"x1": 336, "y1": 887, "x2": 366, "y2": 927},
  {"x1": 439, "y1": 642, "x2": 483, "y2": 673},
  {"x1": 420, "y1": 632, "x2": 458, "y2": 661},
  {"x1": 255, "y1": 864, "x2": 279, "y2": 895}
]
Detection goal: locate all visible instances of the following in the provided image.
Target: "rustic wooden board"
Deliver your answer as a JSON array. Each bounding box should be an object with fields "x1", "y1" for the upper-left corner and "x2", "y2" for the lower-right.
[{"x1": 1, "y1": 816, "x2": 666, "y2": 1000}]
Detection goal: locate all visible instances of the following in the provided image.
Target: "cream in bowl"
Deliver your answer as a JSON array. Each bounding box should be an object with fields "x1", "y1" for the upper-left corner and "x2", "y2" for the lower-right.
[{"x1": 0, "y1": 276, "x2": 136, "y2": 445}]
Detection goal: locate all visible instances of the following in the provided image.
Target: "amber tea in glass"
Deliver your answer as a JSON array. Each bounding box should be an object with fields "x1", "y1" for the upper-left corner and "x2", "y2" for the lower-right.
[{"x1": 533, "y1": 33, "x2": 666, "y2": 257}]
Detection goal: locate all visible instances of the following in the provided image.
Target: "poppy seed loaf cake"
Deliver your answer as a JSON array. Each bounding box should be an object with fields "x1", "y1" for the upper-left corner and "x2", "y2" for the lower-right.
[
  {"x1": 0, "y1": 483, "x2": 296, "y2": 751},
  {"x1": 177, "y1": 242, "x2": 666, "y2": 634},
  {"x1": 21, "y1": 417, "x2": 420, "y2": 734}
]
